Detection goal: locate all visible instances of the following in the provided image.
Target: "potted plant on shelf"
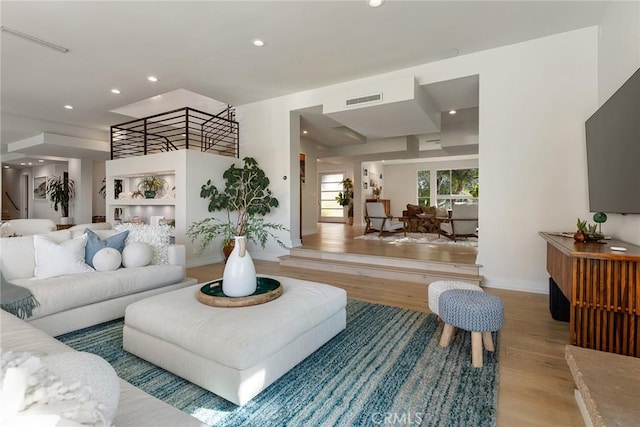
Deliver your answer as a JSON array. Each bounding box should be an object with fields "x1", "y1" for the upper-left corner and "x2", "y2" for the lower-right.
[
  {"x1": 187, "y1": 157, "x2": 286, "y2": 297},
  {"x1": 137, "y1": 176, "x2": 166, "y2": 199},
  {"x1": 335, "y1": 178, "x2": 354, "y2": 225},
  {"x1": 46, "y1": 175, "x2": 75, "y2": 224},
  {"x1": 372, "y1": 184, "x2": 382, "y2": 200}
]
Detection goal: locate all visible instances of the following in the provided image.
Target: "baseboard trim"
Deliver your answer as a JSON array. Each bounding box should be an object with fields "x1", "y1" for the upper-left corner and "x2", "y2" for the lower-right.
[
  {"x1": 574, "y1": 389, "x2": 594, "y2": 427},
  {"x1": 482, "y1": 278, "x2": 548, "y2": 294}
]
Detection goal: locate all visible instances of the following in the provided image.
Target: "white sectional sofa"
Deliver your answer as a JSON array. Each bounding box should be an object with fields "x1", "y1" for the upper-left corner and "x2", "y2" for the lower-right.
[
  {"x1": 0, "y1": 223, "x2": 196, "y2": 336},
  {"x1": 1, "y1": 310, "x2": 206, "y2": 426}
]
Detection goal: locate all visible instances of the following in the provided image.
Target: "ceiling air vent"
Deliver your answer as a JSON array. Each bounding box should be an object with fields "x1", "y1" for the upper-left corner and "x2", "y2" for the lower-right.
[{"x1": 345, "y1": 92, "x2": 382, "y2": 107}]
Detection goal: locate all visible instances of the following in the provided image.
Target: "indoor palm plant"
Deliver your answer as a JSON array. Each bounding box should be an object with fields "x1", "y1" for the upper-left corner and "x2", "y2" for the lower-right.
[
  {"x1": 335, "y1": 178, "x2": 354, "y2": 225},
  {"x1": 46, "y1": 175, "x2": 75, "y2": 223}
]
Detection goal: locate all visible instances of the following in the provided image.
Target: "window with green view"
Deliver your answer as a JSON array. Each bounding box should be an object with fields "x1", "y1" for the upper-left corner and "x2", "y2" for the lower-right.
[
  {"x1": 417, "y1": 170, "x2": 430, "y2": 206},
  {"x1": 436, "y1": 168, "x2": 479, "y2": 210}
]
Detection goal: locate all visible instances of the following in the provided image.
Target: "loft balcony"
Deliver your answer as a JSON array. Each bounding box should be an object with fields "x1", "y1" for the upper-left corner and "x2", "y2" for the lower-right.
[{"x1": 110, "y1": 106, "x2": 238, "y2": 160}]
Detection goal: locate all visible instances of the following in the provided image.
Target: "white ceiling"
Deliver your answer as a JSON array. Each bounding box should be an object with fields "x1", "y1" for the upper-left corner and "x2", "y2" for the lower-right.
[{"x1": 1, "y1": 1, "x2": 606, "y2": 164}]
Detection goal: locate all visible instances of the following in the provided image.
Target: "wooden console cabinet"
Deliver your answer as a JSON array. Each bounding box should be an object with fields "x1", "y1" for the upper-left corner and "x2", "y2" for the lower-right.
[{"x1": 540, "y1": 232, "x2": 640, "y2": 357}]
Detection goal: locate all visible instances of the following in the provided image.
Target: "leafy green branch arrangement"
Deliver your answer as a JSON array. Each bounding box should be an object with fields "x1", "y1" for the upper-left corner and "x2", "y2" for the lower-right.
[{"x1": 187, "y1": 157, "x2": 287, "y2": 254}]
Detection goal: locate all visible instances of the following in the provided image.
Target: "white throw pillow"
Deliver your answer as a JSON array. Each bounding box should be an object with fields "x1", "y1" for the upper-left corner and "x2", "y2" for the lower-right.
[
  {"x1": 122, "y1": 242, "x2": 153, "y2": 268},
  {"x1": 34, "y1": 234, "x2": 94, "y2": 279},
  {"x1": 92, "y1": 247, "x2": 122, "y2": 272}
]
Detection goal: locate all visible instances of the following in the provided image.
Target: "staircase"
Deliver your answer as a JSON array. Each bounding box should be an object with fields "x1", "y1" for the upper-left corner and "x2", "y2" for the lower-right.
[
  {"x1": 280, "y1": 247, "x2": 482, "y2": 285},
  {"x1": 2, "y1": 191, "x2": 19, "y2": 220}
]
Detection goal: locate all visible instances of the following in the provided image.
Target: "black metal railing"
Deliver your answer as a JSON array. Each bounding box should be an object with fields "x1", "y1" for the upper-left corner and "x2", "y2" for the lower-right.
[{"x1": 110, "y1": 106, "x2": 239, "y2": 160}]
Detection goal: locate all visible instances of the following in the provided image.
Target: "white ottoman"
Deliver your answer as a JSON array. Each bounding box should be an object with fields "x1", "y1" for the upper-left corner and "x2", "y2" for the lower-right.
[
  {"x1": 123, "y1": 276, "x2": 347, "y2": 406},
  {"x1": 428, "y1": 280, "x2": 483, "y2": 315}
]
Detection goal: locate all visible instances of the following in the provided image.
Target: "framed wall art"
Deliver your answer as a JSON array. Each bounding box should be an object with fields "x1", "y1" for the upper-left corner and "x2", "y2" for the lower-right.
[{"x1": 33, "y1": 176, "x2": 47, "y2": 200}]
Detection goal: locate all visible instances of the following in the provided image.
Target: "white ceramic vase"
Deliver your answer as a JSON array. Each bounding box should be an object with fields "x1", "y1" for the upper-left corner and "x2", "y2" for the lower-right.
[{"x1": 222, "y1": 236, "x2": 257, "y2": 297}]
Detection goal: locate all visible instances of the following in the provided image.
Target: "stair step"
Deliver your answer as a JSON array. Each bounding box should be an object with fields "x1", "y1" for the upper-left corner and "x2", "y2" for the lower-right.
[
  {"x1": 279, "y1": 254, "x2": 482, "y2": 286},
  {"x1": 288, "y1": 248, "x2": 480, "y2": 276}
]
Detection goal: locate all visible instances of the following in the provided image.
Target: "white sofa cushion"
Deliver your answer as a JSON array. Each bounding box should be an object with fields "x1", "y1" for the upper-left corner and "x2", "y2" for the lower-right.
[
  {"x1": 12, "y1": 265, "x2": 186, "y2": 320},
  {"x1": 33, "y1": 234, "x2": 94, "y2": 279},
  {"x1": 93, "y1": 247, "x2": 122, "y2": 272},
  {"x1": 1, "y1": 230, "x2": 72, "y2": 280},
  {"x1": 42, "y1": 351, "x2": 120, "y2": 425},
  {"x1": 122, "y1": 242, "x2": 153, "y2": 268}
]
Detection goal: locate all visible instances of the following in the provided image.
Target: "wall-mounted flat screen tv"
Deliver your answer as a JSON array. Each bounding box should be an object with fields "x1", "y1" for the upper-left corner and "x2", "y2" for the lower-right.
[{"x1": 585, "y1": 67, "x2": 640, "y2": 214}]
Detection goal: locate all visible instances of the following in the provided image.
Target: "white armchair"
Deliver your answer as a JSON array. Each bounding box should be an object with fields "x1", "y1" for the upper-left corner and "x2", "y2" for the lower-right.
[
  {"x1": 365, "y1": 202, "x2": 404, "y2": 236},
  {"x1": 439, "y1": 204, "x2": 478, "y2": 241}
]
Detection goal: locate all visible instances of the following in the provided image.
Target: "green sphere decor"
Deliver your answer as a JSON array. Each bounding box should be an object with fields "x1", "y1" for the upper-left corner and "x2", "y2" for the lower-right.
[{"x1": 593, "y1": 212, "x2": 607, "y2": 223}]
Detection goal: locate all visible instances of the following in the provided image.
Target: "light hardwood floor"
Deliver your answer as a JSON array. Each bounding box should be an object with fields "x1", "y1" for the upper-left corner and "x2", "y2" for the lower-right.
[{"x1": 187, "y1": 224, "x2": 583, "y2": 426}]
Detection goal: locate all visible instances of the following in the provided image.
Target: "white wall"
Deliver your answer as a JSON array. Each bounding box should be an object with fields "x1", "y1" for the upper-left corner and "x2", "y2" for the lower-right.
[
  {"x1": 237, "y1": 27, "x2": 600, "y2": 294},
  {"x1": 594, "y1": 1, "x2": 640, "y2": 245},
  {"x1": 236, "y1": 98, "x2": 302, "y2": 252},
  {"x1": 68, "y1": 158, "x2": 93, "y2": 224},
  {"x1": 300, "y1": 137, "x2": 319, "y2": 235},
  {"x1": 384, "y1": 157, "x2": 479, "y2": 217}
]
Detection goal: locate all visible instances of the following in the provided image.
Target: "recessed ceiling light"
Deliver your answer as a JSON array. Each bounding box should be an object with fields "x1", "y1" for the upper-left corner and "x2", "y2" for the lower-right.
[
  {"x1": 111, "y1": 89, "x2": 121, "y2": 94},
  {"x1": 147, "y1": 76, "x2": 158, "y2": 82},
  {"x1": 20, "y1": 163, "x2": 26, "y2": 165},
  {"x1": 3, "y1": 165, "x2": 9, "y2": 169},
  {"x1": 28, "y1": 162, "x2": 32, "y2": 165},
  {"x1": 439, "y1": 48, "x2": 460, "y2": 59},
  {"x1": 368, "y1": 0, "x2": 384, "y2": 7},
  {"x1": 38, "y1": 159, "x2": 44, "y2": 162},
  {"x1": 252, "y1": 39, "x2": 265, "y2": 47},
  {"x1": 64, "y1": 105, "x2": 73, "y2": 110},
  {"x1": 302, "y1": 130, "x2": 308, "y2": 135},
  {"x1": 449, "y1": 110, "x2": 457, "y2": 115}
]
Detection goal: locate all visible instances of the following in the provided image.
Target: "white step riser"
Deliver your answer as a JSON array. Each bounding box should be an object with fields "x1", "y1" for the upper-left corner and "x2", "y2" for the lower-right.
[
  {"x1": 279, "y1": 256, "x2": 482, "y2": 286},
  {"x1": 288, "y1": 249, "x2": 479, "y2": 276}
]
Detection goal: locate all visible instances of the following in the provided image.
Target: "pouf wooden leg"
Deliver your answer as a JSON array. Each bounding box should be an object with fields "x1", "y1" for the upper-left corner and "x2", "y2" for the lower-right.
[
  {"x1": 482, "y1": 331, "x2": 495, "y2": 352},
  {"x1": 471, "y1": 332, "x2": 484, "y2": 367},
  {"x1": 439, "y1": 323, "x2": 456, "y2": 347}
]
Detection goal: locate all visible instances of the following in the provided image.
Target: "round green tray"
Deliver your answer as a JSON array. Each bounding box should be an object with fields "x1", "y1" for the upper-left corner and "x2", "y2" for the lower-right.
[{"x1": 197, "y1": 277, "x2": 282, "y2": 307}]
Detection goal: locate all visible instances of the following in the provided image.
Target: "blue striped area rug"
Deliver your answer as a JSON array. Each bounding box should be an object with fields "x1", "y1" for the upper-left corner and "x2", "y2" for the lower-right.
[{"x1": 57, "y1": 300, "x2": 498, "y2": 426}]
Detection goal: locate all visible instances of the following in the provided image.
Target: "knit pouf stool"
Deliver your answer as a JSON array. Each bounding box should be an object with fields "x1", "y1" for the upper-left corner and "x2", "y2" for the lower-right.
[
  {"x1": 428, "y1": 280, "x2": 483, "y2": 316},
  {"x1": 438, "y1": 289, "x2": 504, "y2": 368}
]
